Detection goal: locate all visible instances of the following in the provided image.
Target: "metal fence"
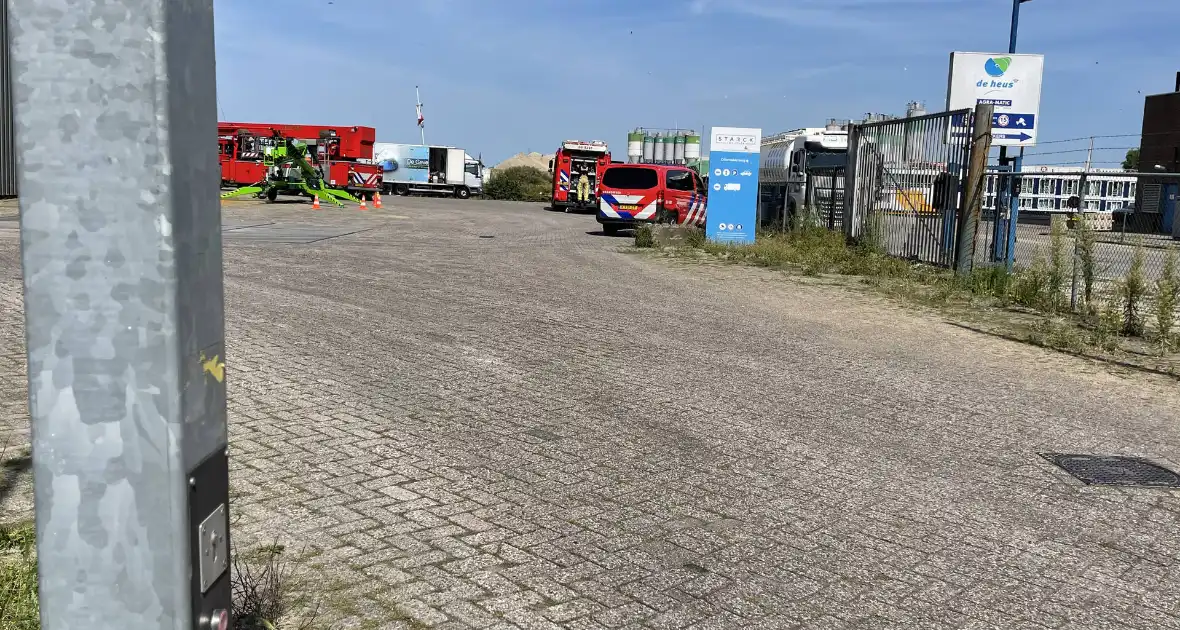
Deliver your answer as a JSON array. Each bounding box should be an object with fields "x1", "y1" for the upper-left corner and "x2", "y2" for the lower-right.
[
  {"x1": 984, "y1": 170, "x2": 1180, "y2": 313},
  {"x1": 1, "y1": 0, "x2": 18, "y2": 198},
  {"x1": 845, "y1": 110, "x2": 974, "y2": 267},
  {"x1": 803, "y1": 167, "x2": 845, "y2": 231}
]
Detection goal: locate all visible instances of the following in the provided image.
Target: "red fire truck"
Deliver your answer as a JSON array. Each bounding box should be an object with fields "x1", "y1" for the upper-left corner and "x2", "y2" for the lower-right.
[
  {"x1": 549, "y1": 140, "x2": 611, "y2": 212},
  {"x1": 218, "y1": 122, "x2": 384, "y2": 199}
]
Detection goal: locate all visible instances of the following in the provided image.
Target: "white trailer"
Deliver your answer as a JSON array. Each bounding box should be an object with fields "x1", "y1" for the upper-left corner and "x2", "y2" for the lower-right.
[{"x1": 371, "y1": 143, "x2": 484, "y2": 199}]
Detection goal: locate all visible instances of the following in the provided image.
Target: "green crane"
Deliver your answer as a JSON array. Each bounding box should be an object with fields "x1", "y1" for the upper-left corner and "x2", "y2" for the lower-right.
[{"x1": 220, "y1": 134, "x2": 358, "y2": 207}]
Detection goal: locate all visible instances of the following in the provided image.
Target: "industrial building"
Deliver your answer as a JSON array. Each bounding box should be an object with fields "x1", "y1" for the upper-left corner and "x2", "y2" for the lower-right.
[
  {"x1": 1, "y1": 0, "x2": 17, "y2": 198},
  {"x1": 1134, "y1": 73, "x2": 1180, "y2": 233},
  {"x1": 984, "y1": 167, "x2": 1138, "y2": 214}
]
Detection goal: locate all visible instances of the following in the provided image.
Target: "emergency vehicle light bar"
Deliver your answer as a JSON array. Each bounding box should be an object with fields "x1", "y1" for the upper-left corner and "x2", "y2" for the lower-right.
[{"x1": 562, "y1": 140, "x2": 609, "y2": 153}]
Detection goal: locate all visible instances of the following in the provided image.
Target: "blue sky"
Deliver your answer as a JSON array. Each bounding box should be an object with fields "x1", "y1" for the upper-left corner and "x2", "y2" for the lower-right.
[{"x1": 213, "y1": 0, "x2": 1179, "y2": 167}]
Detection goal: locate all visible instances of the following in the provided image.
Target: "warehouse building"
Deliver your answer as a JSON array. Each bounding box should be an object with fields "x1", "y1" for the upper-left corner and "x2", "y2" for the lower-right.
[
  {"x1": 1, "y1": 0, "x2": 17, "y2": 198},
  {"x1": 1133, "y1": 73, "x2": 1180, "y2": 234}
]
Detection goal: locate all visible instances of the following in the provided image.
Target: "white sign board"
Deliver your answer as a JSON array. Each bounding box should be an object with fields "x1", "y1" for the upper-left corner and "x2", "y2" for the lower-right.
[
  {"x1": 946, "y1": 52, "x2": 1044, "y2": 147},
  {"x1": 710, "y1": 127, "x2": 762, "y2": 153}
]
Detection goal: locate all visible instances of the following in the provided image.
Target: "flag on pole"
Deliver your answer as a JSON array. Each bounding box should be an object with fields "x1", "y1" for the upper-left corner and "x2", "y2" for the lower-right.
[{"x1": 415, "y1": 86, "x2": 424, "y2": 128}]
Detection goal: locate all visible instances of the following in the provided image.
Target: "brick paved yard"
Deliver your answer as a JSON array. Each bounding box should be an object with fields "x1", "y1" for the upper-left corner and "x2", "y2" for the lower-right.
[{"x1": 3, "y1": 196, "x2": 1180, "y2": 629}]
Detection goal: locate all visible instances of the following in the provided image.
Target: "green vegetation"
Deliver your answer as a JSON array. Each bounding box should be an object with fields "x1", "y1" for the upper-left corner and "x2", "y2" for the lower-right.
[
  {"x1": 633, "y1": 224, "x2": 655, "y2": 248},
  {"x1": 482, "y1": 166, "x2": 550, "y2": 202},
  {"x1": 1122, "y1": 147, "x2": 1139, "y2": 171},
  {"x1": 1155, "y1": 250, "x2": 1179, "y2": 352},
  {"x1": 1119, "y1": 242, "x2": 1148, "y2": 337},
  {"x1": 0, "y1": 521, "x2": 38, "y2": 630},
  {"x1": 1046, "y1": 216, "x2": 1069, "y2": 314},
  {"x1": 1075, "y1": 213, "x2": 1099, "y2": 311}
]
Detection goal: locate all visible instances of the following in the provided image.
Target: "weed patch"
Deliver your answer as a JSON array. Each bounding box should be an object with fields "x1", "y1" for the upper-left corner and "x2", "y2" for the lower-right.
[
  {"x1": 633, "y1": 224, "x2": 654, "y2": 249},
  {"x1": 1155, "y1": 249, "x2": 1179, "y2": 352},
  {"x1": 1120, "y1": 241, "x2": 1149, "y2": 337},
  {"x1": 0, "y1": 521, "x2": 38, "y2": 630}
]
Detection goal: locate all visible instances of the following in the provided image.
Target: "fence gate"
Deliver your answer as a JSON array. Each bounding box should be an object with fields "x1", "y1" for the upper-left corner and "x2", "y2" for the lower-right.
[
  {"x1": 844, "y1": 109, "x2": 974, "y2": 267},
  {"x1": 805, "y1": 166, "x2": 846, "y2": 231}
]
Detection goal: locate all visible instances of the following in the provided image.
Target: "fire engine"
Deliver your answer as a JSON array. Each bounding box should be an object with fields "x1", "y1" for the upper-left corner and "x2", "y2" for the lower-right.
[
  {"x1": 218, "y1": 122, "x2": 383, "y2": 199},
  {"x1": 549, "y1": 140, "x2": 610, "y2": 212}
]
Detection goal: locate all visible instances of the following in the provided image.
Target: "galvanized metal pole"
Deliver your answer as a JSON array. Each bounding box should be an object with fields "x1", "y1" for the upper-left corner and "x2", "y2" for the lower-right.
[
  {"x1": 993, "y1": 0, "x2": 1027, "y2": 266},
  {"x1": 956, "y1": 103, "x2": 994, "y2": 274},
  {"x1": 9, "y1": 0, "x2": 231, "y2": 628}
]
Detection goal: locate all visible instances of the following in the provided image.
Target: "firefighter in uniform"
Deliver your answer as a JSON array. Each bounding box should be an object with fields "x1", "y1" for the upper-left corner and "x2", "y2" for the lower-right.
[{"x1": 576, "y1": 168, "x2": 591, "y2": 204}]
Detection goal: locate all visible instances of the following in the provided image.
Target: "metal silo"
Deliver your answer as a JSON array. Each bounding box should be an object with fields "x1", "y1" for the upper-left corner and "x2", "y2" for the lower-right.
[
  {"x1": 0, "y1": 0, "x2": 17, "y2": 197},
  {"x1": 627, "y1": 130, "x2": 644, "y2": 164},
  {"x1": 660, "y1": 135, "x2": 673, "y2": 163},
  {"x1": 653, "y1": 133, "x2": 665, "y2": 162},
  {"x1": 683, "y1": 133, "x2": 701, "y2": 163},
  {"x1": 642, "y1": 132, "x2": 655, "y2": 162},
  {"x1": 673, "y1": 134, "x2": 686, "y2": 164}
]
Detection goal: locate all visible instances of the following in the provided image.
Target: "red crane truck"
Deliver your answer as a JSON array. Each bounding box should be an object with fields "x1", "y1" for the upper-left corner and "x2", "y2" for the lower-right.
[{"x1": 218, "y1": 122, "x2": 384, "y2": 199}]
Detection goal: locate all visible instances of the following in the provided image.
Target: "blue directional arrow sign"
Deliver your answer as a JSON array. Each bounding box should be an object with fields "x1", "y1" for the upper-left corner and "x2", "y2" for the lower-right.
[
  {"x1": 950, "y1": 130, "x2": 1033, "y2": 142},
  {"x1": 949, "y1": 112, "x2": 1036, "y2": 144}
]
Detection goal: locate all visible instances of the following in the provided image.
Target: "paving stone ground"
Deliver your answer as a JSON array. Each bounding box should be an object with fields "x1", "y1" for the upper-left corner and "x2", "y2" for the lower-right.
[{"x1": 3, "y1": 195, "x2": 1180, "y2": 629}]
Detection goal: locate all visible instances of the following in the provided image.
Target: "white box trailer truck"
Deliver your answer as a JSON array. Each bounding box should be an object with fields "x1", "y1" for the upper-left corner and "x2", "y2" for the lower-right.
[{"x1": 372, "y1": 143, "x2": 483, "y2": 199}]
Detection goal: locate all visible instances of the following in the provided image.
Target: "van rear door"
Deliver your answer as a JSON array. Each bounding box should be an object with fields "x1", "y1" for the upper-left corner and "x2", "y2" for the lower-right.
[
  {"x1": 446, "y1": 148, "x2": 465, "y2": 185},
  {"x1": 599, "y1": 166, "x2": 660, "y2": 221}
]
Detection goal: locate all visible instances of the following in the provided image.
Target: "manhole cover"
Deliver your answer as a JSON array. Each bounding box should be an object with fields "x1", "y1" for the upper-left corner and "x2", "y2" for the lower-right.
[{"x1": 1039, "y1": 453, "x2": 1180, "y2": 487}]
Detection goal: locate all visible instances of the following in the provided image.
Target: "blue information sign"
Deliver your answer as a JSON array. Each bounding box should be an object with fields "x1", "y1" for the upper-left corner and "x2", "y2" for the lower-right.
[{"x1": 705, "y1": 127, "x2": 762, "y2": 244}]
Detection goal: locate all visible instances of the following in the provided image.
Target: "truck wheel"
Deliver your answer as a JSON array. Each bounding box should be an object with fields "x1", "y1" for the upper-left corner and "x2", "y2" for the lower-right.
[
  {"x1": 396, "y1": 184, "x2": 410, "y2": 196},
  {"x1": 455, "y1": 186, "x2": 471, "y2": 200},
  {"x1": 266, "y1": 187, "x2": 278, "y2": 202}
]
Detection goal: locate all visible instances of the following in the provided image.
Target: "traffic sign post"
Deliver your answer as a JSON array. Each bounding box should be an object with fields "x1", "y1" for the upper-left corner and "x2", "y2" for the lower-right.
[
  {"x1": 9, "y1": 0, "x2": 232, "y2": 628},
  {"x1": 946, "y1": 52, "x2": 1044, "y2": 147},
  {"x1": 947, "y1": 51, "x2": 1044, "y2": 267},
  {"x1": 705, "y1": 127, "x2": 762, "y2": 245}
]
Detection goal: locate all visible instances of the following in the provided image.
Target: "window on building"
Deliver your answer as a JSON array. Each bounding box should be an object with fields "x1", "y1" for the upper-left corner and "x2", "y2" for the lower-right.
[
  {"x1": 1108, "y1": 201, "x2": 1124, "y2": 211},
  {"x1": 1129, "y1": 182, "x2": 1137, "y2": 198},
  {"x1": 1020, "y1": 197, "x2": 1033, "y2": 209},
  {"x1": 1038, "y1": 197, "x2": 1054, "y2": 209},
  {"x1": 1062, "y1": 179, "x2": 1078, "y2": 195},
  {"x1": 1088, "y1": 181, "x2": 1101, "y2": 196},
  {"x1": 986, "y1": 195, "x2": 995, "y2": 209},
  {"x1": 1109, "y1": 181, "x2": 1123, "y2": 197},
  {"x1": 987, "y1": 177, "x2": 994, "y2": 194},
  {"x1": 1085, "y1": 199, "x2": 1100, "y2": 211}
]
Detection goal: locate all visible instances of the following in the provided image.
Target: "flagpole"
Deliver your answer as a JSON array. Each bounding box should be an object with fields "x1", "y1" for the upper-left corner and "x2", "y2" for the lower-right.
[{"x1": 416, "y1": 85, "x2": 425, "y2": 145}]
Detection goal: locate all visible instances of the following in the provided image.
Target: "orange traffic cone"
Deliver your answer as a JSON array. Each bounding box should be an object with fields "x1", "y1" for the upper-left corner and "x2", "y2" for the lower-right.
[
  {"x1": 358, "y1": 196, "x2": 368, "y2": 211},
  {"x1": 373, "y1": 192, "x2": 383, "y2": 209},
  {"x1": 311, "y1": 195, "x2": 321, "y2": 210}
]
